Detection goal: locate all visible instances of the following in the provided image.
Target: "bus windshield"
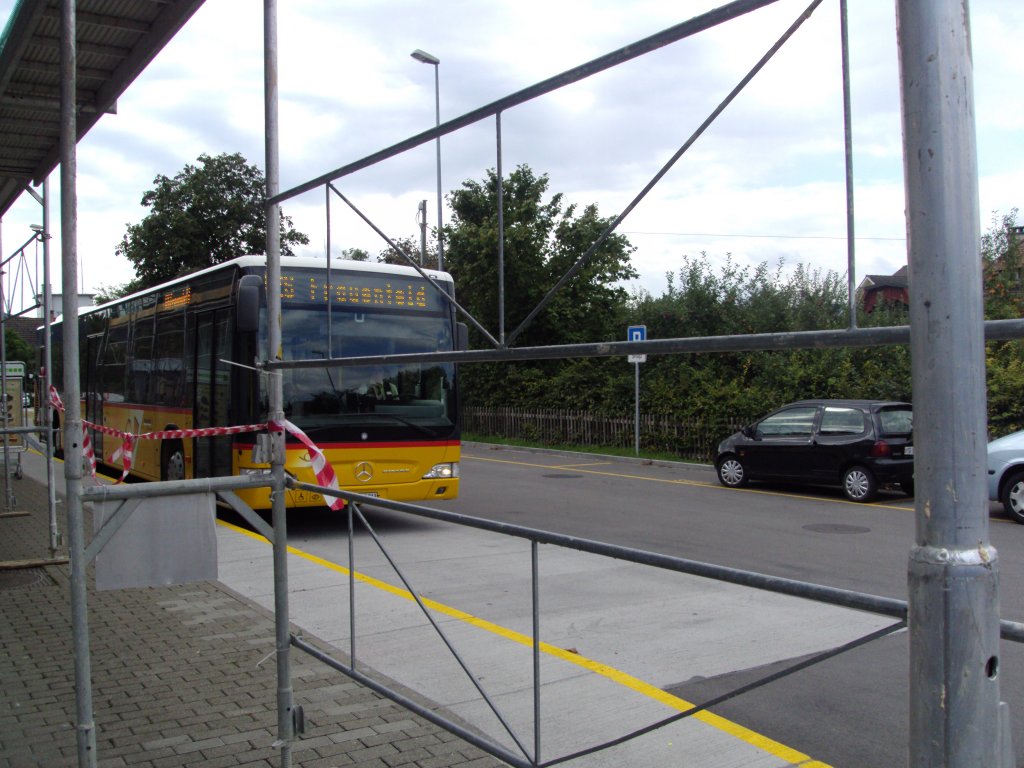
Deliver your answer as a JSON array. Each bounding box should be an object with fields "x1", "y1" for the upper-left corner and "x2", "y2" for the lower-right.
[{"x1": 269, "y1": 305, "x2": 456, "y2": 438}]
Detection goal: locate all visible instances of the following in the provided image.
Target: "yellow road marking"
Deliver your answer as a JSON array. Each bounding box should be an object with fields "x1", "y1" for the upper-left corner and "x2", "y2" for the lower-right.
[
  {"x1": 218, "y1": 517, "x2": 830, "y2": 767},
  {"x1": 464, "y1": 452, "x2": 914, "y2": 511}
]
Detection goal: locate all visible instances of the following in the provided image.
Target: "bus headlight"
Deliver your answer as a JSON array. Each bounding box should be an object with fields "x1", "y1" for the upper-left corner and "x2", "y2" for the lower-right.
[
  {"x1": 239, "y1": 467, "x2": 272, "y2": 476},
  {"x1": 422, "y1": 462, "x2": 459, "y2": 480}
]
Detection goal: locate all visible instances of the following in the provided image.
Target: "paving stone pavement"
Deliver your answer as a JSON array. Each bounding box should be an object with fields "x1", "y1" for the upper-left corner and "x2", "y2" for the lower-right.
[{"x1": 0, "y1": 463, "x2": 507, "y2": 768}]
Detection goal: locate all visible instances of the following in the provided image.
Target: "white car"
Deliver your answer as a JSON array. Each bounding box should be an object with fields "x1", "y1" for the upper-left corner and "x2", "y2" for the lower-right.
[{"x1": 987, "y1": 430, "x2": 1024, "y2": 524}]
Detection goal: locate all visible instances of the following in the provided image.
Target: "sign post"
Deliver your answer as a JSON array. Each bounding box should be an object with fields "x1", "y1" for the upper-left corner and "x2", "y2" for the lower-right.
[{"x1": 627, "y1": 325, "x2": 646, "y2": 455}]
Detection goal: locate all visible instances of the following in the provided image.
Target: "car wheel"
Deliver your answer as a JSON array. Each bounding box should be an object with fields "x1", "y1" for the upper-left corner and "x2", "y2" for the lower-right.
[
  {"x1": 161, "y1": 440, "x2": 186, "y2": 482},
  {"x1": 843, "y1": 465, "x2": 877, "y2": 502},
  {"x1": 717, "y1": 455, "x2": 748, "y2": 488},
  {"x1": 1000, "y1": 469, "x2": 1024, "y2": 524}
]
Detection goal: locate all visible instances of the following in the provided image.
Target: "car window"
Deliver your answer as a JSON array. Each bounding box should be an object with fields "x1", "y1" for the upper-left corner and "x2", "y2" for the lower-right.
[
  {"x1": 819, "y1": 407, "x2": 866, "y2": 435},
  {"x1": 756, "y1": 406, "x2": 817, "y2": 437},
  {"x1": 878, "y1": 407, "x2": 913, "y2": 436}
]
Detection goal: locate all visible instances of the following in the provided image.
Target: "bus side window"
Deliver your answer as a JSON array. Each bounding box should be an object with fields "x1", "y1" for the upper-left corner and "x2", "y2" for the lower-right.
[
  {"x1": 154, "y1": 312, "x2": 186, "y2": 408},
  {"x1": 129, "y1": 334, "x2": 153, "y2": 404},
  {"x1": 102, "y1": 322, "x2": 129, "y2": 402}
]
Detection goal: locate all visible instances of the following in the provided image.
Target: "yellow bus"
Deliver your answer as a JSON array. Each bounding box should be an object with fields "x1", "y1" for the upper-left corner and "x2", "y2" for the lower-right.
[{"x1": 49, "y1": 255, "x2": 461, "y2": 509}]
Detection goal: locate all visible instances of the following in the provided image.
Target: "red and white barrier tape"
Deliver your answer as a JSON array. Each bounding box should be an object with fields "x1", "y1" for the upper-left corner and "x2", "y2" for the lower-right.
[
  {"x1": 270, "y1": 419, "x2": 345, "y2": 511},
  {"x1": 50, "y1": 386, "x2": 99, "y2": 478},
  {"x1": 47, "y1": 387, "x2": 344, "y2": 508},
  {"x1": 82, "y1": 427, "x2": 97, "y2": 479},
  {"x1": 50, "y1": 386, "x2": 267, "y2": 483}
]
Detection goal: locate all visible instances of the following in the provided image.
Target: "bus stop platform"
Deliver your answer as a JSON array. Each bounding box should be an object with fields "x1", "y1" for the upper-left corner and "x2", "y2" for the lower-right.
[{"x1": 0, "y1": 451, "x2": 505, "y2": 768}]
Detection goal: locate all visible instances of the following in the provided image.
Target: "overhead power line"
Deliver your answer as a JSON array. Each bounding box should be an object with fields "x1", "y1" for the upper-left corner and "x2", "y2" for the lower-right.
[{"x1": 620, "y1": 230, "x2": 906, "y2": 242}]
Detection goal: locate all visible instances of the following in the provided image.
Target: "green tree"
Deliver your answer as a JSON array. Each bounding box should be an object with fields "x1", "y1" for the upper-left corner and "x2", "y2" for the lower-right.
[
  {"x1": 982, "y1": 209, "x2": 1024, "y2": 435},
  {"x1": 446, "y1": 165, "x2": 636, "y2": 347},
  {"x1": 443, "y1": 165, "x2": 636, "y2": 406},
  {"x1": 341, "y1": 247, "x2": 371, "y2": 262},
  {"x1": 4, "y1": 329, "x2": 33, "y2": 365},
  {"x1": 116, "y1": 152, "x2": 309, "y2": 290},
  {"x1": 982, "y1": 208, "x2": 1023, "y2": 320},
  {"x1": 93, "y1": 281, "x2": 135, "y2": 304},
  {"x1": 455, "y1": 199, "x2": 1024, "y2": 452},
  {"x1": 377, "y1": 237, "x2": 434, "y2": 267},
  {"x1": 625, "y1": 252, "x2": 912, "y2": 435}
]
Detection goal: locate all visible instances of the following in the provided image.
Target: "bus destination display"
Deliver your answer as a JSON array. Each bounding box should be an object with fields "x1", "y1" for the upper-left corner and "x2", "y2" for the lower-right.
[{"x1": 273, "y1": 270, "x2": 446, "y2": 312}]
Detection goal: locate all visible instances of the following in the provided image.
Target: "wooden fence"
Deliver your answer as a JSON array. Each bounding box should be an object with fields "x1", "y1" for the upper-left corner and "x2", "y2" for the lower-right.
[{"x1": 462, "y1": 407, "x2": 744, "y2": 463}]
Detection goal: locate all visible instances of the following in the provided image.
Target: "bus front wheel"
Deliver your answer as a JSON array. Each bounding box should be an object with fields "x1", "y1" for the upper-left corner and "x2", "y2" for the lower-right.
[{"x1": 161, "y1": 441, "x2": 185, "y2": 482}]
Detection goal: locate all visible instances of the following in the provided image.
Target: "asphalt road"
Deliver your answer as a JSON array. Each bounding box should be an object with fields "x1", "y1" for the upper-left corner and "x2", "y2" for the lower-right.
[
  {"x1": 217, "y1": 443, "x2": 1024, "y2": 767},
  {"x1": 448, "y1": 444, "x2": 1024, "y2": 767}
]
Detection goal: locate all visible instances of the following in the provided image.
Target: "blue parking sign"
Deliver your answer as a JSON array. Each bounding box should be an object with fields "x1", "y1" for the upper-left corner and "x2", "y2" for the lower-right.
[{"x1": 627, "y1": 325, "x2": 646, "y2": 363}]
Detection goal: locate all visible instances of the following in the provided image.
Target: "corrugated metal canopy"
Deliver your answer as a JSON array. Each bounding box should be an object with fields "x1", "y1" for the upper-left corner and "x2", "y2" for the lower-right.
[{"x1": 0, "y1": 0, "x2": 205, "y2": 217}]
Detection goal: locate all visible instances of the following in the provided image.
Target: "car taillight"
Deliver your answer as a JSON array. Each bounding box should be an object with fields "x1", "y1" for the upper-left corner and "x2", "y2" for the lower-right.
[{"x1": 870, "y1": 440, "x2": 892, "y2": 458}]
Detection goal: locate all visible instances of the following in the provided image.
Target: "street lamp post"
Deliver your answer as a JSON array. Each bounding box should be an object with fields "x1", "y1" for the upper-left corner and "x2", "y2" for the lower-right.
[{"x1": 411, "y1": 48, "x2": 443, "y2": 270}]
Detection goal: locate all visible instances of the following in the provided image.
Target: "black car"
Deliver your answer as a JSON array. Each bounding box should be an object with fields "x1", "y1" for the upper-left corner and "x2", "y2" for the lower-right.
[{"x1": 714, "y1": 399, "x2": 914, "y2": 502}]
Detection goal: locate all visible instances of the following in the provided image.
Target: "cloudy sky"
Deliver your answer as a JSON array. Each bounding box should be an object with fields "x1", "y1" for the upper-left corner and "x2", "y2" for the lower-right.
[{"x1": 0, "y1": 0, "x2": 1021, "y2": 314}]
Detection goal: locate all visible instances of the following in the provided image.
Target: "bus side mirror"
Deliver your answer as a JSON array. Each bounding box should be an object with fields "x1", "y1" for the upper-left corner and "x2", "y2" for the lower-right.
[
  {"x1": 237, "y1": 275, "x2": 262, "y2": 333},
  {"x1": 456, "y1": 322, "x2": 469, "y2": 351}
]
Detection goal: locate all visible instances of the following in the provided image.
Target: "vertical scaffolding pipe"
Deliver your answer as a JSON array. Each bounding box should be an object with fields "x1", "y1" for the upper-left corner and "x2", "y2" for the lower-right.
[
  {"x1": 895, "y1": 1, "x2": 1011, "y2": 765},
  {"x1": 0, "y1": 269, "x2": 12, "y2": 511},
  {"x1": 531, "y1": 541, "x2": 541, "y2": 765},
  {"x1": 839, "y1": 0, "x2": 857, "y2": 329},
  {"x1": 349, "y1": 503, "x2": 356, "y2": 666},
  {"x1": 264, "y1": 1, "x2": 295, "y2": 765},
  {"x1": 61, "y1": 1, "x2": 97, "y2": 765},
  {"x1": 325, "y1": 184, "x2": 332, "y2": 357},
  {"x1": 634, "y1": 362, "x2": 642, "y2": 456},
  {"x1": 432, "y1": 61, "x2": 443, "y2": 270},
  {"x1": 0, "y1": 222, "x2": 3, "y2": 506},
  {"x1": 418, "y1": 200, "x2": 427, "y2": 265},
  {"x1": 496, "y1": 112, "x2": 505, "y2": 345},
  {"x1": 43, "y1": 178, "x2": 59, "y2": 557}
]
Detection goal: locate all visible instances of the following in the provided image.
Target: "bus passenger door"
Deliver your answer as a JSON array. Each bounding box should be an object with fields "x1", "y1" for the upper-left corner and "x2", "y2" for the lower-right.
[
  {"x1": 83, "y1": 333, "x2": 103, "y2": 460},
  {"x1": 194, "y1": 309, "x2": 232, "y2": 478}
]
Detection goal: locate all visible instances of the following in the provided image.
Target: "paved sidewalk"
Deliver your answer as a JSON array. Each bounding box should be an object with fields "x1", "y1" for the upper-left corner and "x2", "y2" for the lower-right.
[{"x1": 0, "y1": 456, "x2": 506, "y2": 768}]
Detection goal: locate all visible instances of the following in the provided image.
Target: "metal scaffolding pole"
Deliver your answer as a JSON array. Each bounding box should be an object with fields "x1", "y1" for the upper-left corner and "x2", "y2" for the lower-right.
[
  {"x1": 264, "y1": 2, "x2": 295, "y2": 765},
  {"x1": 42, "y1": 178, "x2": 59, "y2": 557},
  {"x1": 896, "y1": 0, "x2": 1013, "y2": 765},
  {"x1": 60, "y1": 0, "x2": 97, "y2": 765},
  {"x1": 0, "y1": 244, "x2": 13, "y2": 511},
  {"x1": 838, "y1": 0, "x2": 857, "y2": 330}
]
